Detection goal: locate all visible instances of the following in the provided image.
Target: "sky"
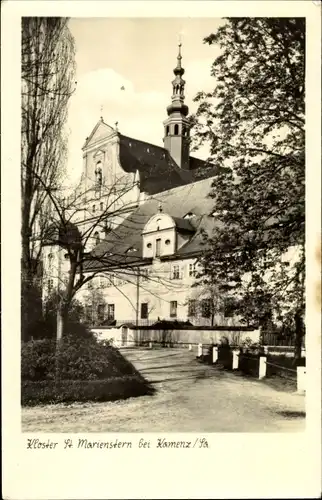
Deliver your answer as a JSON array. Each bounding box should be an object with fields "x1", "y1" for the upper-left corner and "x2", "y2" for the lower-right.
[{"x1": 66, "y1": 17, "x2": 223, "y2": 185}]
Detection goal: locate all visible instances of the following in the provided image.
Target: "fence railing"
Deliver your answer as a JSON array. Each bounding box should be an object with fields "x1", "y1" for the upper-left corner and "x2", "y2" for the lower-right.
[
  {"x1": 193, "y1": 344, "x2": 306, "y2": 393},
  {"x1": 260, "y1": 332, "x2": 306, "y2": 347}
]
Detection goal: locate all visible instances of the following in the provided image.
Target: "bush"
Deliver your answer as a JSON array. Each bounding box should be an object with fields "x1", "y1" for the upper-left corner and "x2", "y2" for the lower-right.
[
  {"x1": 22, "y1": 375, "x2": 155, "y2": 406},
  {"x1": 218, "y1": 344, "x2": 233, "y2": 369},
  {"x1": 27, "y1": 294, "x2": 93, "y2": 342},
  {"x1": 21, "y1": 335, "x2": 156, "y2": 405},
  {"x1": 21, "y1": 339, "x2": 56, "y2": 381},
  {"x1": 238, "y1": 350, "x2": 260, "y2": 377},
  {"x1": 266, "y1": 354, "x2": 305, "y2": 379},
  {"x1": 21, "y1": 336, "x2": 137, "y2": 382}
]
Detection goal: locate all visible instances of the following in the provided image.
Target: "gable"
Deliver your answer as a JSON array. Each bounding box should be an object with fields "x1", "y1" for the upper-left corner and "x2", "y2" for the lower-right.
[{"x1": 82, "y1": 119, "x2": 116, "y2": 150}]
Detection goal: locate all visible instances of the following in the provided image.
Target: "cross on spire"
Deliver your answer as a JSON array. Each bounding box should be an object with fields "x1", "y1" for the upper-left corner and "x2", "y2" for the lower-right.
[{"x1": 100, "y1": 104, "x2": 104, "y2": 121}]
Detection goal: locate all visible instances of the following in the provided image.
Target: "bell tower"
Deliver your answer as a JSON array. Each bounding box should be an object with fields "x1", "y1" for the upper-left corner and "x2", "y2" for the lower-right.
[{"x1": 163, "y1": 43, "x2": 190, "y2": 170}]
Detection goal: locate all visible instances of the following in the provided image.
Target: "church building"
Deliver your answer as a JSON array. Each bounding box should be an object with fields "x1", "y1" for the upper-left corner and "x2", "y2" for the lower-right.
[{"x1": 42, "y1": 45, "x2": 235, "y2": 328}]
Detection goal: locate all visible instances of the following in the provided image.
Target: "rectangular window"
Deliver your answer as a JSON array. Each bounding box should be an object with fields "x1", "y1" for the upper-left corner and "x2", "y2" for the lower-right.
[
  {"x1": 97, "y1": 304, "x2": 105, "y2": 323},
  {"x1": 155, "y1": 238, "x2": 161, "y2": 257},
  {"x1": 85, "y1": 305, "x2": 93, "y2": 323},
  {"x1": 188, "y1": 299, "x2": 197, "y2": 317},
  {"x1": 47, "y1": 279, "x2": 53, "y2": 293},
  {"x1": 189, "y1": 263, "x2": 196, "y2": 277},
  {"x1": 140, "y1": 303, "x2": 148, "y2": 319},
  {"x1": 170, "y1": 300, "x2": 177, "y2": 318},
  {"x1": 107, "y1": 304, "x2": 115, "y2": 320},
  {"x1": 172, "y1": 265, "x2": 180, "y2": 280},
  {"x1": 201, "y1": 299, "x2": 212, "y2": 318}
]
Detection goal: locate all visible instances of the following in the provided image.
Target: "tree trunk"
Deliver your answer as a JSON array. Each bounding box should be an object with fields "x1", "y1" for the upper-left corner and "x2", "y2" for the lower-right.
[
  {"x1": 55, "y1": 302, "x2": 69, "y2": 382},
  {"x1": 294, "y1": 311, "x2": 304, "y2": 364},
  {"x1": 56, "y1": 307, "x2": 64, "y2": 343}
]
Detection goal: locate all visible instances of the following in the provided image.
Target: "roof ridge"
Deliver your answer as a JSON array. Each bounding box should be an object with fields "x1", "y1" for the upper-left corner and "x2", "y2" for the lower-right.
[
  {"x1": 120, "y1": 134, "x2": 167, "y2": 152},
  {"x1": 120, "y1": 134, "x2": 208, "y2": 164},
  {"x1": 148, "y1": 174, "x2": 216, "y2": 198}
]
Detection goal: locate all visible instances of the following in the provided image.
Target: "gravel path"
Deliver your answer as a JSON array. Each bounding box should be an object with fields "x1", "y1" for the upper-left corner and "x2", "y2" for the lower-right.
[{"x1": 22, "y1": 348, "x2": 305, "y2": 432}]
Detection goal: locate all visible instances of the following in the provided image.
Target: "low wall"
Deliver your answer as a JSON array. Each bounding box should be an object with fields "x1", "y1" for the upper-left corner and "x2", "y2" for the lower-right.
[
  {"x1": 92, "y1": 326, "x2": 260, "y2": 348},
  {"x1": 264, "y1": 346, "x2": 306, "y2": 358}
]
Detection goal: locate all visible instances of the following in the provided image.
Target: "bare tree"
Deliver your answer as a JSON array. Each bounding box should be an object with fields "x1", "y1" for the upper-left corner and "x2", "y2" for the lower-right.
[
  {"x1": 21, "y1": 17, "x2": 76, "y2": 340},
  {"x1": 40, "y1": 166, "x2": 198, "y2": 344},
  {"x1": 40, "y1": 171, "x2": 147, "y2": 341}
]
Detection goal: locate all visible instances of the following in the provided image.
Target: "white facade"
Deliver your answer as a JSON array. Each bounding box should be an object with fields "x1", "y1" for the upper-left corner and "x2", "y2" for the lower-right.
[{"x1": 76, "y1": 255, "x2": 238, "y2": 326}]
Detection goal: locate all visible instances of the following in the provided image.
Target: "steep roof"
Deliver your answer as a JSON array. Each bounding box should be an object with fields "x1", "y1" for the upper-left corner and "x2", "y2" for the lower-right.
[
  {"x1": 81, "y1": 119, "x2": 225, "y2": 194},
  {"x1": 118, "y1": 134, "x2": 221, "y2": 194},
  {"x1": 84, "y1": 177, "x2": 220, "y2": 272}
]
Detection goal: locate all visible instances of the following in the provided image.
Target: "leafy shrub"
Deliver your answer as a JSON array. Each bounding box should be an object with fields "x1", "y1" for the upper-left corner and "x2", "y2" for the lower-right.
[
  {"x1": 22, "y1": 375, "x2": 155, "y2": 406},
  {"x1": 27, "y1": 294, "x2": 92, "y2": 342},
  {"x1": 21, "y1": 339, "x2": 56, "y2": 381},
  {"x1": 21, "y1": 336, "x2": 137, "y2": 382},
  {"x1": 266, "y1": 354, "x2": 305, "y2": 379},
  {"x1": 238, "y1": 351, "x2": 260, "y2": 377},
  {"x1": 217, "y1": 344, "x2": 233, "y2": 369}
]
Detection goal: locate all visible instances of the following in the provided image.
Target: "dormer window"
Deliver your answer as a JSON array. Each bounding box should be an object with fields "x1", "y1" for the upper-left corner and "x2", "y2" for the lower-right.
[
  {"x1": 126, "y1": 247, "x2": 138, "y2": 253},
  {"x1": 142, "y1": 213, "x2": 176, "y2": 259},
  {"x1": 184, "y1": 212, "x2": 195, "y2": 219}
]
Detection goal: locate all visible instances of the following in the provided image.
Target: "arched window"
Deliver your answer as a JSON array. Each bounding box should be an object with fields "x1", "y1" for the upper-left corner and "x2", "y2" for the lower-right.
[
  {"x1": 92, "y1": 204, "x2": 96, "y2": 213},
  {"x1": 100, "y1": 202, "x2": 104, "y2": 211},
  {"x1": 94, "y1": 231, "x2": 100, "y2": 245},
  {"x1": 95, "y1": 161, "x2": 102, "y2": 187},
  {"x1": 174, "y1": 124, "x2": 179, "y2": 135},
  {"x1": 166, "y1": 125, "x2": 170, "y2": 136}
]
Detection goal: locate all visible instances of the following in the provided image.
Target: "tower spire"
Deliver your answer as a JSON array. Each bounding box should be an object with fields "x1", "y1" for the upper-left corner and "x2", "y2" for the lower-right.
[
  {"x1": 167, "y1": 42, "x2": 188, "y2": 115},
  {"x1": 162, "y1": 43, "x2": 190, "y2": 170},
  {"x1": 175, "y1": 42, "x2": 183, "y2": 71}
]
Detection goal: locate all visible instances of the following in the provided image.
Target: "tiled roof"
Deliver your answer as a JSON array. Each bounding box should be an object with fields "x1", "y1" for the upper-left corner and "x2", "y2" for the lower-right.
[
  {"x1": 118, "y1": 134, "x2": 221, "y2": 194},
  {"x1": 84, "y1": 177, "x2": 220, "y2": 272}
]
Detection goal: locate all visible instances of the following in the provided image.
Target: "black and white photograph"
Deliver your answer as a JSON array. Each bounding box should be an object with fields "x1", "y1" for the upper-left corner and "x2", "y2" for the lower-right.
[{"x1": 2, "y1": 1, "x2": 321, "y2": 499}]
